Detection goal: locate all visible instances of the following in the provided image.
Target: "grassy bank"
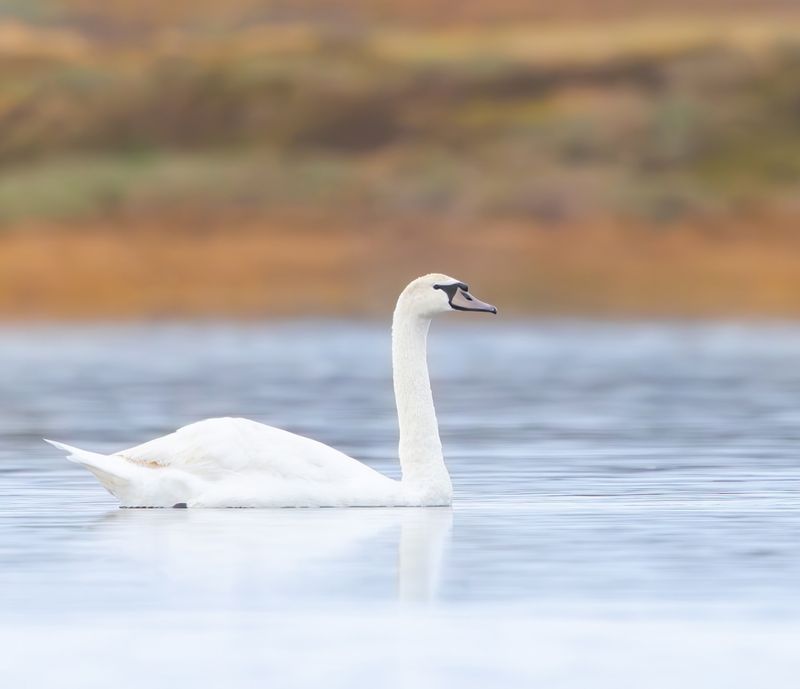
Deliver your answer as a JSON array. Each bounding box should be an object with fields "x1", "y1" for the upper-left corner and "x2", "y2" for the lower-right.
[
  {"x1": 4, "y1": 216, "x2": 800, "y2": 318},
  {"x1": 1, "y1": 19, "x2": 800, "y2": 224},
  {"x1": 2, "y1": 14, "x2": 800, "y2": 316}
]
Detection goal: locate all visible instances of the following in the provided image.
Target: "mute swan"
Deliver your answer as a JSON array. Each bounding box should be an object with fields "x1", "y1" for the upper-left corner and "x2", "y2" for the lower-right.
[{"x1": 46, "y1": 274, "x2": 497, "y2": 507}]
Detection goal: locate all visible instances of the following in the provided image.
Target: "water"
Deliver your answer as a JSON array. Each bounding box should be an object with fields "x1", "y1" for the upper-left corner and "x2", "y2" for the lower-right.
[{"x1": 2, "y1": 321, "x2": 800, "y2": 687}]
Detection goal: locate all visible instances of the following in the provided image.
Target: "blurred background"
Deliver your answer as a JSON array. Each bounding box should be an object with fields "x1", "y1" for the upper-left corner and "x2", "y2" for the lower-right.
[
  {"x1": 1, "y1": 0, "x2": 800, "y2": 318},
  {"x1": 6, "y1": 6, "x2": 800, "y2": 686}
]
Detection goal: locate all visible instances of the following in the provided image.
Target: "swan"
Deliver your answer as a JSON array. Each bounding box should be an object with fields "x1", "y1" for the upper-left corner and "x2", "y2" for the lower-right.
[{"x1": 45, "y1": 274, "x2": 497, "y2": 507}]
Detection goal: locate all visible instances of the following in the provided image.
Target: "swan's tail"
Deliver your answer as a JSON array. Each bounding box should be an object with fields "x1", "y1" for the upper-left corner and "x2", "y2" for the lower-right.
[{"x1": 44, "y1": 439, "x2": 133, "y2": 497}]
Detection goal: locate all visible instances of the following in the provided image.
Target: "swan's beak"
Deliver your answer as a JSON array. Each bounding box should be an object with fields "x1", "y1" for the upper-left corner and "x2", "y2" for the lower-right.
[{"x1": 450, "y1": 288, "x2": 498, "y2": 314}]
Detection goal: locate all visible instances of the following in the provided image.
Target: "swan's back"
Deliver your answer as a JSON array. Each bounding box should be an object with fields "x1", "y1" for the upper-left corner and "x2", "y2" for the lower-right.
[
  {"x1": 117, "y1": 417, "x2": 384, "y2": 484},
  {"x1": 50, "y1": 417, "x2": 401, "y2": 507}
]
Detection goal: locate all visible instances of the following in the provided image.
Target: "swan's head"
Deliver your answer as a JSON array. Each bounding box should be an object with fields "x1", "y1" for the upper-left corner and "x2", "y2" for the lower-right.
[{"x1": 399, "y1": 273, "x2": 497, "y2": 318}]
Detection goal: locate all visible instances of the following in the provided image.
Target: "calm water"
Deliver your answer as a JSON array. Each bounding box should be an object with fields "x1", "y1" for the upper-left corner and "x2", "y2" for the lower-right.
[{"x1": 2, "y1": 321, "x2": 800, "y2": 687}]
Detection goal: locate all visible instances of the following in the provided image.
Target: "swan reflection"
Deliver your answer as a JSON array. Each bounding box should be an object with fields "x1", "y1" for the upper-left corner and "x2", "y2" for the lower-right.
[{"x1": 94, "y1": 507, "x2": 452, "y2": 603}]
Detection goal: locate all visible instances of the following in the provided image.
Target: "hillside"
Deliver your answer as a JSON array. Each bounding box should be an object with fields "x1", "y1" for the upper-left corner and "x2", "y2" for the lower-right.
[{"x1": 1, "y1": 6, "x2": 800, "y2": 316}]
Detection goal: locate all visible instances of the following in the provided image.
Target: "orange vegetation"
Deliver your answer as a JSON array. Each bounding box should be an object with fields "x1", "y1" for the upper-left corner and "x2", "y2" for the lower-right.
[{"x1": 3, "y1": 215, "x2": 800, "y2": 319}]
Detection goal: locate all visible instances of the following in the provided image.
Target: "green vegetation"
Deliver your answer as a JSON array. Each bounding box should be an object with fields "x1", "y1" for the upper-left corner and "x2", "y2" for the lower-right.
[
  {"x1": 1, "y1": 19, "x2": 799, "y2": 226},
  {"x1": 2, "y1": 8, "x2": 800, "y2": 316}
]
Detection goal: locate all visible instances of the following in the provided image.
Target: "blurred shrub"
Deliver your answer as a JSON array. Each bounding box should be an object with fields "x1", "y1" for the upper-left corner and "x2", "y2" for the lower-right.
[{"x1": 0, "y1": 19, "x2": 800, "y2": 224}]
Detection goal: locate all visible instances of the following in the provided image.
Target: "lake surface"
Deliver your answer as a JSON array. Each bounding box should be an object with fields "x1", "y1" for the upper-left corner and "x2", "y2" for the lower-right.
[{"x1": 2, "y1": 321, "x2": 800, "y2": 687}]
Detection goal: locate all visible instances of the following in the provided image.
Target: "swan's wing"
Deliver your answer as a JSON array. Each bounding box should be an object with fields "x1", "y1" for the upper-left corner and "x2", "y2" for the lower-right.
[{"x1": 114, "y1": 417, "x2": 384, "y2": 482}]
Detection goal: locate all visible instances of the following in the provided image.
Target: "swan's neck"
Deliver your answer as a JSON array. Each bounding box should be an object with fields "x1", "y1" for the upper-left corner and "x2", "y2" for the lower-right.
[{"x1": 392, "y1": 301, "x2": 452, "y2": 503}]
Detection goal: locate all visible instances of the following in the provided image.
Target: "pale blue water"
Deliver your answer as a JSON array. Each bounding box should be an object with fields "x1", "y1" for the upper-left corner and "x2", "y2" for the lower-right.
[{"x1": 1, "y1": 321, "x2": 800, "y2": 687}]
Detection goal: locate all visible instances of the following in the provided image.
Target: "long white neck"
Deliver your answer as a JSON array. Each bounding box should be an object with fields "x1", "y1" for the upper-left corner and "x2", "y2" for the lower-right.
[{"x1": 392, "y1": 298, "x2": 452, "y2": 503}]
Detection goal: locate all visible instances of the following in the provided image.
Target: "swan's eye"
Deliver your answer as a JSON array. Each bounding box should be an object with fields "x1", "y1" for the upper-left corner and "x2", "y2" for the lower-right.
[{"x1": 433, "y1": 282, "x2": 469, "y2": 304}]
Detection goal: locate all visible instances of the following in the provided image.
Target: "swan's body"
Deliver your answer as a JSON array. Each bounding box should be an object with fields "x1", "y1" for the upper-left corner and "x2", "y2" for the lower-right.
[
  {"x1": 48, "y1": 419, "x2": 405, "y2": 507},
  {"x1": 47, "y1": 274, "x2": 496, "y2": 507}
]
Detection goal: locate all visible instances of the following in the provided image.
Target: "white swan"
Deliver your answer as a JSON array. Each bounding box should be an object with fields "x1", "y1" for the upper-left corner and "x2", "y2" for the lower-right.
[{"x1": 45, "y1": 273, "x2": 497, "y2": 507}]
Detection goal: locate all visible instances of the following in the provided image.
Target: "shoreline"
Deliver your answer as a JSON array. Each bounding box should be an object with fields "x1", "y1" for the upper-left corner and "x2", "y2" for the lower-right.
[{"x1": 3, "y1": 216, "x2": 800, "y2": 319}]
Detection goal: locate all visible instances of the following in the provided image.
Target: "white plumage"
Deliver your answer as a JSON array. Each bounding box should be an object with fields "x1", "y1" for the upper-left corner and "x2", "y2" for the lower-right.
[{"x1": 46, "y1": 274, "x2": 496, "y2": 507}]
